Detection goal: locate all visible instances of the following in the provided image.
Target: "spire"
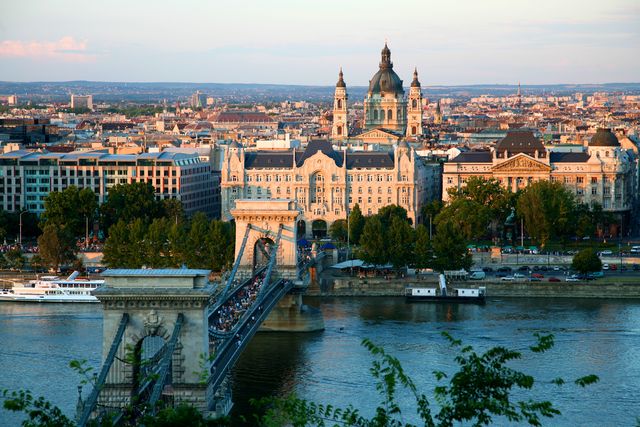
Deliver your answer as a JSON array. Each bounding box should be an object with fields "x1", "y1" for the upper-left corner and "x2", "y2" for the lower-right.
[
  {"x1": 517, "y1": 81, "x2": 521, "y2": 97},
  {"x1": 411, "y1": 67, "x2": 421, "y2": 87},
  {"x1": 336, "y1": 67, "x2": 346, "y2": 88},
  {"x1": 380, "y1": 42, "x2": 392, "y2": 69}
]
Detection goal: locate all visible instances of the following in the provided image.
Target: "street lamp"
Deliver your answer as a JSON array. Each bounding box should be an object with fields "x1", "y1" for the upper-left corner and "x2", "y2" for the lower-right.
[{"x1": 19, "y1": 210, "x2": 27, "y2": 247}]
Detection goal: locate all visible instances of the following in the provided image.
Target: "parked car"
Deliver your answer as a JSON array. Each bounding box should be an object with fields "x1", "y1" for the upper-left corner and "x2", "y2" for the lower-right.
[
  {"x1": 531, "y1": 273, "x2": 544, "y2": 279},
  {"x1": 599, "y1": 250, "x2": 613, "y2": 256},
  {"x1": 517, "y1": 266, "x2": 530, "y2": 272},
  {"x1": 482, "y1": 267, "x2": 494, "y2": 273},
  {"x1": 469, "y1": 271, "x2": 486, "y2": 280},
  {"x1": 513, "y1": 273, "x2": 526, "y2": 279},
  {"x1": 501, "y1": 276, "x2": 515, "y2": 281},
  {"x1": 610, "y1": 264, "x2": 617, "y2": 271},
  {"x1": 590, "y1": 271, "x2": 604, "y2": 278},
  {"x1": 602, "y1": 263, "x2": 610, "y2": 270},
  {"x1": 548, "y1": 277, "x2": 561, "y2": 282},
  {"x1": 529, "y1": 277, "x2": 542, "y2": 282},
  {"x1": 540, "y1": 266, "x2": 548, "y2": 271},
  {"x1": 497, "y1": 266, "x2": 512, "y2": 272},
  {"x1": 495, "y1": 272, "x2": 508, "y2": 278},
  {"x1": 633, "y1": 264, "x2": 640, "y2": 271},
  {"x1": 566, "y1": 275, "x2": 580, "y2": 282}
]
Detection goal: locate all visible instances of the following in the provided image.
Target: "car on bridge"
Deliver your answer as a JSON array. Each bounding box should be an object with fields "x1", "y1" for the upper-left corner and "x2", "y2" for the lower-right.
[
  {"x1": 548, "y1": 277, "x2": 561, "y2": 282},
  {"x1": 501, "y1": 276, "x2": 515, "y2": 281}
]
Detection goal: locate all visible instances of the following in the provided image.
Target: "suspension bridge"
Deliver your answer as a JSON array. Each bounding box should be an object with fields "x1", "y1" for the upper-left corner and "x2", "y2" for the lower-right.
[{"x1": 76, "y1": 200, "x2": 324, "y2": 425}]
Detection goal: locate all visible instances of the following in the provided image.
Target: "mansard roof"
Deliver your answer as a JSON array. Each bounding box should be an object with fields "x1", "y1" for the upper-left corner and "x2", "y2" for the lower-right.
[
  {"x1": 450, "y1": 151, "x2": 493, "y2": 163},
  {"x1": 243, "y1": 140, "x2": 395, "y2": 170},
  {"x1": 549, "y1": 152, "x2": 590, "y2": 163},
  {"x1": 495, "y1": 130, "x2": 546, "y2": 156}
]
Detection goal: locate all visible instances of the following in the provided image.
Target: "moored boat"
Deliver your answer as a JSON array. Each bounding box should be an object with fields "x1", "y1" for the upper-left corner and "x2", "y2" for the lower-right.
[
  {"x1": 405, "y1": 274, "x2": 486, "y2": 304},
  {"x1": 0, "y1": 271, "x2": 104, "y2": 303}
]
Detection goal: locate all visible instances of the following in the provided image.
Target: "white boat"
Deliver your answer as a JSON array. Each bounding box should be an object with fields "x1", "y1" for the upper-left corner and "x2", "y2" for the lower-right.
[
  {"x1": 405, "y1": 274, "x2": 486, "y2": 304},
  {"x1": 0, "y1": 271, "x2": 104, "y2": 303}
]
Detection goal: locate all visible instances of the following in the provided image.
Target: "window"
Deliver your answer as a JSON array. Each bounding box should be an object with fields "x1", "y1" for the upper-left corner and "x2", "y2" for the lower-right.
[
  {"x1": 412, "y1": 99, "x2": 417, "y2": 108},
  {"x1": 591, "y1": 177, "x2": 598, "y2": 184},
  {"x1": 387, "y1": 109, "x2": 392, "y2": 120},
  {"x1": 591, "y1": 187, "x2": 597, "y2": 195}
]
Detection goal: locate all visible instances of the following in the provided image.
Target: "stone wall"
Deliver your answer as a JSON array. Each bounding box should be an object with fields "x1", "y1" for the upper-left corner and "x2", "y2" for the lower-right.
[{"x1": 310, "y1": 276, "x2": 640, "y2": 298}]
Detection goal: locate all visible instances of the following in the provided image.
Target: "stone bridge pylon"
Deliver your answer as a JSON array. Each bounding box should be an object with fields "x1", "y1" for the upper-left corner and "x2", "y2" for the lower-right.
[{"x1": 230, "y1": 199, "x2": 300, "y2": 280}]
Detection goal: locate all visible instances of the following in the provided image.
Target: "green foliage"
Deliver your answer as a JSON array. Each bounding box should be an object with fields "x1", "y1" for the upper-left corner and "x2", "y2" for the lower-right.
[
  {"x1": 103, "y1": 215, "x2": 234, "y2": 270},
  {"x1": 435, "y1": 199, "x2": 490, "y2": 241},
  {"x1": 100, "y1": 182, "x2": 163, "y2": 235},
  {"x1": 41, "y1": 186, "x2": 98, "y2": 238},
  {"x1": 37, "y1": 225, "x2": 77, "y2": 271},
  {"x1": 0, "y1": 209, "x2": 40, "y2": 241},
  {"x1": 5, "y1": 248, "x2": 26, "y2": 270},
  {"x1": 348, "y1": 204, "x2": 365, "y2": 246},
  {"x1": 257, "y1": 334, "x2": 599, "y2": 427},
  {"x1": 516, "y1": 181, "x2": 577, "y2": 247},
  {"x1": 329, "y1": 219, "x2": 348, "y2": 243},
  {"x1": 388, "y1": 216, "x2": 415, "y2": 269},
  {"x1": 377, "y1": 205, "x2": 410, "y2": 227},
  {"x1": 432, "y1": 221, "x2": 472, "y2": 272},
  {"x1": 1, "y1": 389, "x2": 75, "y2": 427},
  {"x1": 421, "y1": 200, "x2": 443, "y2": 225},
  {"x1": 571, "y1": 248, "x2": 602, "y2": 274},
  {"x1": 413, "y1": 224, "x2": 432, "y2": 269},
  {"x1": 358, "y1": 216, "x2": 387, "y2": 266}
]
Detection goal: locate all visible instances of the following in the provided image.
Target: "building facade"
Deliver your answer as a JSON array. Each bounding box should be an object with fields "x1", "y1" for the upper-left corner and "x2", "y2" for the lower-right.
[
  {"x1": 332, "y1": 43, "x2": 424, "y2": 141},
  {"x1": 0, "y1": 150, "x2": 217, "y2": 216},
  {"x1": 70, "y1": 94, "x2": 93, "y2": 110},
  {"x1": 220, "y1": 140, "x2": 441, "y2": 236},
  {"x1": 443, "y1": 129, "x2": 636, "y2": 220}
]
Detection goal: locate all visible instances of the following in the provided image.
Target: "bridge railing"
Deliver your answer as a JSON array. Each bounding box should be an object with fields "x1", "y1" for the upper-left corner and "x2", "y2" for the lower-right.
[{"x1": 207, "y1": 278, "x2": 293, "y2": 393}]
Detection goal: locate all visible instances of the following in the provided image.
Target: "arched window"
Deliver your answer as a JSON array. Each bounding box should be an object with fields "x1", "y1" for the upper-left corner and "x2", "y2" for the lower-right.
[
  {"x1": 337, "y1": 126, "x2": 342, "y2": 136},
  {"x1": 412, "y1": 99, "x2": 417, "y2": 108},
  {"x1": 374, "y1": 110, "x2": 378, "y2": 120},
  {"x1": 387, "y1": 109, "x2": 393, "y2": 120},
  {"x1": 337, "y1": 99, "x2": 342, "y2": 109},
  {"x1": 381, "y1": 109, "x2": 385, "y2": 120},
  {"x1": 411, "y1": 126, "x2": 417, "y2": 135}
]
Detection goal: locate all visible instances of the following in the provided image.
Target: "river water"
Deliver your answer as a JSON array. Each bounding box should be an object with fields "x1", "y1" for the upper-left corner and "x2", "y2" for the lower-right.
[{"x1": 1, "y1": 297, "x2": 639, "y2": 426}]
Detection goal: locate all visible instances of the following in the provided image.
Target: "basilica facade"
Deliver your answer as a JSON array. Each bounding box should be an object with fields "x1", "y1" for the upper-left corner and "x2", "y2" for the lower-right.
[{"x1": 331, "y1": 43, "x2": 423, "y2": 142}]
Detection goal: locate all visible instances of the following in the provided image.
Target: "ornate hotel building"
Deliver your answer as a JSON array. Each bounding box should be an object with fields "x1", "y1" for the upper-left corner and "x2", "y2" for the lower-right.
[
  {"x1": 220, "y1": 140, "x2": 441, "y2": 237},
  {"x1": 443, "y1": 128, "x2": 636, "y2": 222},
  {"x1": 331, "y1": 43, "x2": 424, "y2": 142}
]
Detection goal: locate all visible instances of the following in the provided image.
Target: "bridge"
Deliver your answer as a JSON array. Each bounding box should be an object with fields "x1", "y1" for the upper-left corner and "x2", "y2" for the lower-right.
[{"x1": 76, "y1": 200, "x2": 324, "y2": 425}]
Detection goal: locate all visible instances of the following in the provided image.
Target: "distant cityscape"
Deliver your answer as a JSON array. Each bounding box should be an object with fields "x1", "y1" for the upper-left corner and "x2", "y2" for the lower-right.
[{"x1": 0, "y1": 43, "x2": 639, "y2": 239}]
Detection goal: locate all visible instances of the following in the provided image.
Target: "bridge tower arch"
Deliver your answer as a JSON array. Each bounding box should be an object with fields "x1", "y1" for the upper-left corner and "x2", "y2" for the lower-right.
[
  {"x1": 82, "y1": 270, "x2": 219, "y2": 423},
  {"x1": 231, "y1": 199, "x2": 300, "y2": 279}
]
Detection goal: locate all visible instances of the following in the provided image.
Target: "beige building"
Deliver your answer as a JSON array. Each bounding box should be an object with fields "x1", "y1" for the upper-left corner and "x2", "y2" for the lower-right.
[
  {"x1": 221, "y1": 140, "x2": 441, "y2": 237},
  {"x1": 443, "y1": 128, "x2": 636, "y2": 223},
  {"x1": 332, "y1": 43, "x2": 424, "y2": 143}
]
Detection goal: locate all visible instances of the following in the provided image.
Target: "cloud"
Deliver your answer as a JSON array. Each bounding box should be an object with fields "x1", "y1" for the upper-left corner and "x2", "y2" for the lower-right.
[{"x1": 0, "y1": 36, "x2": 96, "y2": 62}]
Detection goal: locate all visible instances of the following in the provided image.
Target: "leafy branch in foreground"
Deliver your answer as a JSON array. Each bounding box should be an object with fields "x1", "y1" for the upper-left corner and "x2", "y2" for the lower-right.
[{"x1": 255, "y1": 333, "x2": 599, "y2": 427}]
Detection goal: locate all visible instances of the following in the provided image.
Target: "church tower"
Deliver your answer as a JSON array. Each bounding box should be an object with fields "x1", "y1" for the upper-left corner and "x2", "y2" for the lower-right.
[
  {"x1": 331, "y1": 68, "x2": 348, "y2": 139},
  {"x1": 434, "y1": 99, "x2": 443, "y2": 124},
  {"x1": 406, "y1": 68, "x2": 423, "y2": 137}
]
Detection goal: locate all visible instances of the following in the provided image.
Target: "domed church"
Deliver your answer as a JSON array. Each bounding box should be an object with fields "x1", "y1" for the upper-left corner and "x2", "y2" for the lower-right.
[{"x1": 331, "y1": 43, "x2": 423, "y2": 142}]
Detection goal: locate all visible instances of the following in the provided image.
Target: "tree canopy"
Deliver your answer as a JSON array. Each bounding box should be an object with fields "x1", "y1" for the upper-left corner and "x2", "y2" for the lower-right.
[
  {"x1": 100, "y1": 182, "x2": 164, "y2": 234},
  {"x1": 572, "y1": 249, "x2": 603, "y2": 274},
  {"x1": 41, "y1": 186, "x2": 98, "y2": 238},
  {"x1": 348, "y1": 204, "x2": 365, "y2": 245},
  {"x1": 432, "y1": 220, "x2": 472, "y2": 272}
]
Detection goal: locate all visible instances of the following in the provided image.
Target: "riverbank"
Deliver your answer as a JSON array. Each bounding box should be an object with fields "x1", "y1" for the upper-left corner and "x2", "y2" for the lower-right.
[{"x1": 310, "y1": 272, "x2": 640, "y2": 298}]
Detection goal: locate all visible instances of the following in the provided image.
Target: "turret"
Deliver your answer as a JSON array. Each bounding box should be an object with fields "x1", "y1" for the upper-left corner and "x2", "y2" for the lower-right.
[
  {"x1": 406, "y1": 67, "x2": 423, "y2": 137},
  {"x1": 331, "y1": 68, "x2": 349, "y2": 140}
]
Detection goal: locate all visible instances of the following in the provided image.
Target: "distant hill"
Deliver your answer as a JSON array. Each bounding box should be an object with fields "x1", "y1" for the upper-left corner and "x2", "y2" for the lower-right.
[{"x1": 0, "y1": 81, "x2": 638, "y2": 104}]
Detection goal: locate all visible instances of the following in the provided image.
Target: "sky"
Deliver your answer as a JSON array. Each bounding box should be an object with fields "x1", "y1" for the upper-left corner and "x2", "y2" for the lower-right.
[{"x1": 1, "y1": 0, "x2": 639, "y2": 85}]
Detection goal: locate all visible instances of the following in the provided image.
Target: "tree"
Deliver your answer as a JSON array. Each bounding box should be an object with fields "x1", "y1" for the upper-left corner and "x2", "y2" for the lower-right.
[
  {"x1": 100, "y1": 182, "x2": 162, "y2": 234},
  {"x1": 207, "y1": 220, "x2": 234, "y2": 272},
  {"x1": 447, "y1": 176, "x2": 515, "y2": 238},
  {"x1": 435, "y1": 199, "x2": 490, "y2": 241},
  {"x1": 432, "y1": 220, "x2": 472, "y2": 272},
  {"x1": 37, "y1": 225, "x2": 77, "y2": 271},
  {"x1": 348, "y1": 204, "x2": 365, "y2": 245},
  {"x1": 572, "y1": 248, "x2": 603, "y2": 274},
  {"x1": 184, "y1": 212, "x2": 210, "y2": 269},
  {"x1": 516, "y1": 180, "x2": 577, "y2": 247},
  {"x1": 41, "y1": 186, "x2": 98, "y2": 238},
  {"x1": 144, "y1": 217, "x2": 174, "y2": 268},
  {"x1": 162, "y1": 198, "x2": 185, "y2": 225},
  {"x1": 358, "y1": 216, "x2": 387, "y2": 266},
  {"x1": 4, "y1": 249, "x2": 25, "y2": 270},
  {"x1": 413, "y1": 224, "x2": 432, "y2": 269},
  {"x1": 257, "y1": 334, "x2": 599, "y2": 427},
  {"x1": 329, "y1": 219, "x2": 348, "y2": 243},
  {"x1": 378, "y1": 204, "x2": 410, "y2": 226},
  {"x1": 388, "y1": 216, "x2": 415, "y2": 269},
  {"x1": 421, "y1": 199, "x2": 443, "y2": 225}
]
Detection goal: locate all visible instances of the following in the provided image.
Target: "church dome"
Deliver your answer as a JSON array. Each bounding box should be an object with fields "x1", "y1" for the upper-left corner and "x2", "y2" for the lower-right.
[
  {"x1": 336, "y1": 68, "x2": 346, "y2": 88},
  {"x1": 589, "y1": 128, "x2": 620, "y2": 147},
  {"x1": 368, "y1": 43, "x2": 404, "y2": 96}
]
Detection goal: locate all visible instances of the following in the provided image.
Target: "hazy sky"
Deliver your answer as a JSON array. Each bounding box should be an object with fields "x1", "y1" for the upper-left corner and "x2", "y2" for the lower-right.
[{"x1": 1, "y1": 0, "x2": 638, "y2": 85}]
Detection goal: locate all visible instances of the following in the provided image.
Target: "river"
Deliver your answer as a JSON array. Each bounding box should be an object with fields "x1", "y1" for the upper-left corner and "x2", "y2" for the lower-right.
[{"x1": 1, "y1": 297, "x2": 639, "y2": 426}]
